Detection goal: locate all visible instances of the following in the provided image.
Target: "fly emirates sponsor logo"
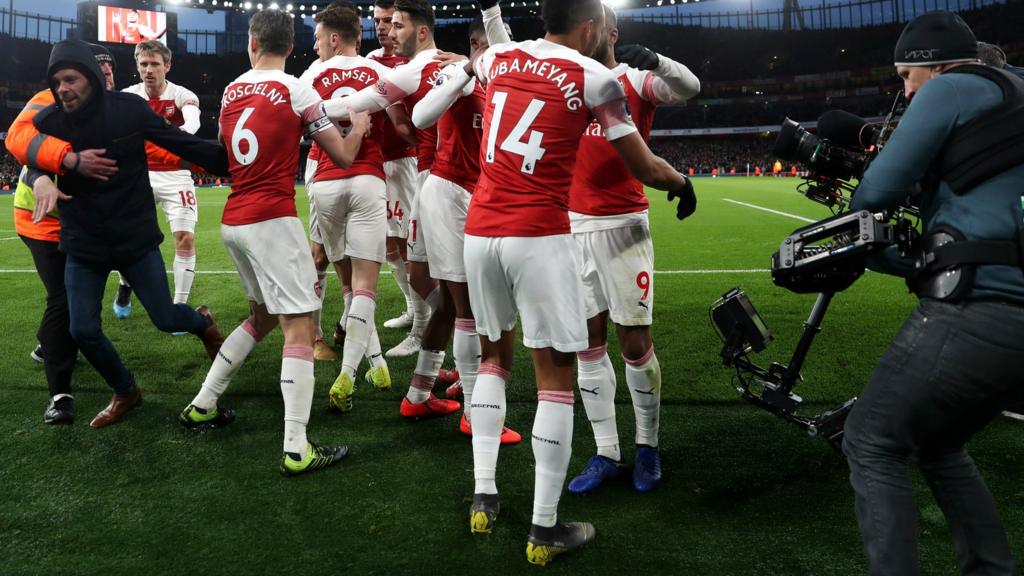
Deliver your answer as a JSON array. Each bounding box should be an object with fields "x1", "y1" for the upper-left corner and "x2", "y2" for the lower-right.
[
  {"x1": 490, "y1": 54, "x2": 583, "y2": 111},
  {"x1": 222, "y1": 82, "x2": 289, "y2": 107}
]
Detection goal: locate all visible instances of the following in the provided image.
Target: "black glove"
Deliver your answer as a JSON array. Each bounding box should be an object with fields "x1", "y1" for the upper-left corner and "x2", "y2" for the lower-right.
[
  {"x1": 615, "y1": 44, "x2": 660, "y2": 71},
  {"x1": 475, "y1": 0, "x2": 499, "y2": 10},
  {"x1": 668, "y1": 178, "x2": 696, "y2": 220}
]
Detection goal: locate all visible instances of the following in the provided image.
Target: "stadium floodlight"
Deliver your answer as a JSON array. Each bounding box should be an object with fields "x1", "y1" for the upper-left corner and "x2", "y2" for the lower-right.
[
  {"x1": 270, "y1": 2, "x2": 279, "y2": 8},
  {"x1": 286, "y1": 4, "x2": 293, "y2": 10},
  {"x1": 243, "y1": 1, "x2": 251, "y2": 8}
]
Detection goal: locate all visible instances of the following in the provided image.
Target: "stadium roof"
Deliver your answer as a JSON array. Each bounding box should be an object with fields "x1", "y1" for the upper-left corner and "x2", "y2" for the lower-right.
[{"x1": 161, "y1": 0, "x2": 708, "y2": 18}]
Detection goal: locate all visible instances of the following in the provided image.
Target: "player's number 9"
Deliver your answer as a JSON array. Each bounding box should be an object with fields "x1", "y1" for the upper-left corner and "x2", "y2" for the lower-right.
[{"x1": 231, "y1": 107, "x2": 259, "y2": 166}]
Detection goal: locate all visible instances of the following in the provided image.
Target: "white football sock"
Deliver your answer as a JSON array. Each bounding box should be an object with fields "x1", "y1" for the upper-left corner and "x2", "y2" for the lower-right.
[
  {"x1": 341, "y1": 291, "x2": 375, "y2": 379},
  {"x1": 472, "y1": 363, "x2": 509, "y2": 495},
  {"x1": 578, "y1": 345, "x2": 620, "y2": 462},
  {"x1": 532, "y1": 391, "x2": 575, "y2": 528},
  {"x1": 172, "y1": 250, "x2": 196, "y2": 305},
  {"x1": 192, "y1": 320, "x2": 259, "y2": 411},
  {"x1": 625, "y1": 348, "x2": 662, "y2": 448},
  {"x1": 453, "y1": 318, "x2": 481, "y2": 421},
  {"x1": 117, "y1": 272, "x2": 130, "y2": 287},
  {"x1": 406, "y1": 349, "x2": 445, "y2": 403},
  {"x1": 387, "y1": 250, "x2": 414, "y2": 315},
  {"x1": 281, "y1": 347, "x2": 315, "y2": 455},
  {"x1": 409, "y1": 285, "x2": 437, "y2": 339},
  {"x1": 340, "y1": 287, "x2": 353, "y2": 330},
  {"x1": 364, "y1": 324, "x2": 387, "y2": 369}
]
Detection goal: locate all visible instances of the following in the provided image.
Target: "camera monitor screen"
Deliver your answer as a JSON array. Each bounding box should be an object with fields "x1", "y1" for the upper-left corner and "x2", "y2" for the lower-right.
[{"x1": 97, "y1": 6, "x2": 168, "y2": 45}]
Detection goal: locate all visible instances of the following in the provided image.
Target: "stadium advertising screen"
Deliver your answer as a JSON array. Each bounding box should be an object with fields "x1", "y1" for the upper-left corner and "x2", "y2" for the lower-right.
[{"x1": 96, "y1": 6, "x2": 168, "y2": 45}]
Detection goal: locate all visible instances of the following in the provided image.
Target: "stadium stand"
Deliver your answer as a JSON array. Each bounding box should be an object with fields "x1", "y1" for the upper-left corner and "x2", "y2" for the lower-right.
[{"x1": 2, "y1": 0, "x2": 1022, "y2": 176}]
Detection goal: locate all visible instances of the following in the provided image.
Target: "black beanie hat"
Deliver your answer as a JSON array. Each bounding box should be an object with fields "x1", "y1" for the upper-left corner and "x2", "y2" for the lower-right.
[
  {"x1": 894, "y1": 11, "x2": 977, "y2": 66},
  {"x1": 89, "y1": 43, "x2": 116, "y2": 72}
]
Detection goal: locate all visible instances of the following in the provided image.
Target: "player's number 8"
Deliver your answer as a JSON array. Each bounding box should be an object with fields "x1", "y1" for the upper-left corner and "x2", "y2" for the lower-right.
[{"x1": 231, "y1": 107, "x2": 259, "y2": 166}]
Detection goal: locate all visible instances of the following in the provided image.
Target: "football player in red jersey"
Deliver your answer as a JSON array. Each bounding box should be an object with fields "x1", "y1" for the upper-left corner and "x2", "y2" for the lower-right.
[
  {"x1": 300, "y1": 5, "x2": 402, "y2": 410},
  {"x1": 117, "y1": 40, "x2": 204, "y2": 318},
  {"x1": 461, "y1": 0, "x2": 695, "y2": 564},
  {"x1": 369, "y1": 0, "x2": 421, "y2": 333},
  {"x1": 178, "y1": 9, "x2": 370, "y2": 477},
  {"x1": 408, "y1": 18, "x2": 521, "y2": 441},
  {"x1": 327, "y1": 0, "x2": 444, "y2": 362},
  {"x1": 566, "y1": 5, "x2": 701, "y2": 495},
  {"x1": 324, "y1": 0, "x2": 462, "y2": 416}
]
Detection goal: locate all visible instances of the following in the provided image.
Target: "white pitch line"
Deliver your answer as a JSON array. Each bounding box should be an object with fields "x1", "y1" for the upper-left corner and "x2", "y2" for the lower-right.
[
  {"x1": 0, "y1": 237, "x2": 20, "y2": 241},
  {"x1": 0, "y1": 268, "x2": 771, "y2": 275},
  {"x1": 722, "y1": 198, "x2": 817, "y2": 223}
]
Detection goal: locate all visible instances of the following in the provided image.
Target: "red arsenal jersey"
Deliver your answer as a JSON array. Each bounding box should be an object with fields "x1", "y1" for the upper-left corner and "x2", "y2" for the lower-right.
[
  {"x1": 570, "y1": 65, "x2": 661, "y2": 217},
  {"x1": 430, "y1": 77, "x2": 486, "y2": 192},
  {"x1": 373, "y1": 48, "x2": 442, "y2": 173},
  {"x1": 368, "y1": 48, "x2": 416, "y2": 162},
  {"x1": 465, "y1": 39, "x2": 636, "y2": 237},
  {"x1": 219, "y1": 69, "x2": 331, "y2": 226},
  {"x1": 301, "y1": 55, "x2": 388, "y2": 183},
  {"x1": 123, "y1": 80, "x2": 200, "y2": 172}
]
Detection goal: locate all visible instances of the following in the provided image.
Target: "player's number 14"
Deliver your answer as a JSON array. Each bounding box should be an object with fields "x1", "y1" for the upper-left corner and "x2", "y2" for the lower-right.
[{"x1": 486, "y1": 91, "x2": 547, "y2": 175}]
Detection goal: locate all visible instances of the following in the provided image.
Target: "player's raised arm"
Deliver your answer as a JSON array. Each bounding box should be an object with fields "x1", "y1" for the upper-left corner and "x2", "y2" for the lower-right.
[
  {"x1": 476, "y1": 1, "x2": 512, "y2": 45},
  {"x1": 608, "y1": 133, "x2": 695, "y2": 219},
  {"x1": 616, "y1": 44, "x2": 701, "y2": 104},
  {"x1": 411, "y1": 62, "x2": 474, "y2": 129},
  {"x1": 178, "y1": 87, "x2": 202, "y2": 134},
  {"x1": 138, "y1": 100, "x2": 229, "y2": 176}
]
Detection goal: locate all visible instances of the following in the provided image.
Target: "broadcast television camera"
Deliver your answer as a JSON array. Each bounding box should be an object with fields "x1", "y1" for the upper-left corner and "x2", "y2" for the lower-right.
[{"x1": 711, "y1": 94, "x2": 915, "y2": 450}]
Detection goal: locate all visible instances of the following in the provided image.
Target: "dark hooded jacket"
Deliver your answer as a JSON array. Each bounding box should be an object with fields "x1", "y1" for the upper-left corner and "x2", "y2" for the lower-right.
[{"x1": 33, "y1": 39, "x2": 229, "y2": 266}]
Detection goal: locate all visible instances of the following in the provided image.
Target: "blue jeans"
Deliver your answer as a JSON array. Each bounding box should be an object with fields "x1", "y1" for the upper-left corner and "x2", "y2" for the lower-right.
[
  {"x1": 65, "y1": 248, "x2": 209, "y2": 395},
  {"x1": 843, "y1": 300, "x2": 1023, "y2": 576}
]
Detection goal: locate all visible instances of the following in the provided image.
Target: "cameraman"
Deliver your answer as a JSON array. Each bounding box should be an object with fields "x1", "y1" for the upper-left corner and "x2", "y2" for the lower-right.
[{"x1": 842, "y1": 12, "x2": 1024, "y2": 576}]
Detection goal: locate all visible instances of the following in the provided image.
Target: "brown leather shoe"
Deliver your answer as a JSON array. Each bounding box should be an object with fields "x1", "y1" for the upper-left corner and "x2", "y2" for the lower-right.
[
  {"x1": 90, "y1": 387, "x2": 143, "y2": 429},
  {"x1": 195, "y1": 305, "x2": 224, "y2": 361}
]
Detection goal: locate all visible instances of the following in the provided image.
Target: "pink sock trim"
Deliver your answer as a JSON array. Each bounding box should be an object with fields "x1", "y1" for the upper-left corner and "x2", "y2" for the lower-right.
[
  {"x1": 386, "y1": 251, "x2": 402, "y2": 262},
  {"x1": 410, "y1": 374, "x2": 435, "y2": 392},
  {"x1": 241, "y1": 319, "x2": 263, "y2": 342},
  {"x1": 538, "y1": 390, "x2": 575, "y2": 405},
  {"x1": 353, "y1": 289, "x2": 376, "y2": 301},
  {"x1": 454, "y1": 318, "x2": 477, "y2": 332},
  {"x1": 479, "y1": 362, "x2": 510, "y2": 381},
  {"x1": 282, "y1": 345, "x2": 314, "y2": 362},
  {"x1": 624, "y1": 346, "x2": 655, "y2": 367},
  {"x1": 343, "y1": 286, "x2": 353, "y2": 296},
  {"x1": 175, "y1": 249, "x2": 196, "y2": 258},
  {"x1": 577, "y1": 344, "x2": 607, "y2": 362}
]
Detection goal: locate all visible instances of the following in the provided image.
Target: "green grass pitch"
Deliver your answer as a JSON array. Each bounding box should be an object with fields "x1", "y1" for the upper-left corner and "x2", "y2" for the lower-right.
[{"x1": 1, "y1": 178, "x2": 1021, "y2": 575}]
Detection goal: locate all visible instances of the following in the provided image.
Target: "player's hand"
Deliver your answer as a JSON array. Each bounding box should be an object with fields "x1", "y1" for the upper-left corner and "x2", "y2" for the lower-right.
[
  {"x1": 65, "y1": 149, "x2": 118, "y2": 180},
  {"x1": 434, "y1": 51, "x2": 469, "y2": 70},
  {"x1": 32, "y1": 176, "x2": 71, "y2": 223},
  {"x1": 475, "y1": 0, "x2": 499, "y2": 10},
  {"x1": 348, "y1": 108, "x2": 371, "y2": 138},
  {"x1": 667, "y1": 177, "x2": 696, "y2": 220},
  {"x1": 615, "y1": 44, "x2": 660, "y2": 71}
]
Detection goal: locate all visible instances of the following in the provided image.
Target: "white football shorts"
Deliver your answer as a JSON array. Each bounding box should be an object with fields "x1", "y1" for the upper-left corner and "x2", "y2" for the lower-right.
[
  {"x1": 384, "y1": 156, "x2": 417, "y2": 239},
  {"x1": 406, "y1": 169, "x2": 430, "y2": 263},
  {"x1": 308, "y1": 175, "x2": 387, "y2": 264},
  {"x1": 575, "y1": 222, "x2": 655, "y2": 326},
  {"x1": 418, "y1": 175, "x2": 470, "y2": 283},
  {"x1": 149, "y1": 170, "x2": 197, "y2": 234}
]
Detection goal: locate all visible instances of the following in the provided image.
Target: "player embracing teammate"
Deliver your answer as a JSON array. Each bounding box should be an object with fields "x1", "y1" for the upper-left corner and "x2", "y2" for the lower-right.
[{"x1": 462, "y1": 0, "x2": 696, "y2": 565}]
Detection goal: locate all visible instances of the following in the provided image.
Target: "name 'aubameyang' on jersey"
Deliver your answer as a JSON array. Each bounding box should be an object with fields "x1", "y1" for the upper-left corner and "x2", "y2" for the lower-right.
[{"x1": 466, "y1": 39, "x2": 637, "y2": 238}]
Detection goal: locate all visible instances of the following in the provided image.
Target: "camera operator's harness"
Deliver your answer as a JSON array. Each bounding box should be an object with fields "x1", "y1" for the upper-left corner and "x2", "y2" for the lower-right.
[
  {"x1": 913, "y1": 65, "x2": 1024, "y2": 300},
  {"x1": 711, "y1": 64, "x2": 1024, "y2": 450}
]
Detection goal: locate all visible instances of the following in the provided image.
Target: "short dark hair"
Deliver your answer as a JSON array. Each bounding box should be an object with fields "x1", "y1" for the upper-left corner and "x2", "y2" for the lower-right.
[
  {"x1": 315, "y1": 6, "x2": 361, "y2": 45},
  {"x1": 542, "y1": 0, "x2": 603, "y2": 35},
  {"x1": 374, "y1": 0, "x2": 396, "y2": 9},
  {"x1": 394, "y1": 0, "x2": 434, "y2": 31},
  {"x1": 328, "y1": 0, "x2": 358, "y2": 8},
  {"x1": 604, "y1": 4, "x2": 618, "y2": 29},
  {"x1": 249, "y1": 9, "x2": 294, "y2": 56},
  {"x1": 977, "y1": 41, "x2": 1007, "y2": 68},
  {"x1": 468, "y1": 16, "x2": 485, "y2": 39}
]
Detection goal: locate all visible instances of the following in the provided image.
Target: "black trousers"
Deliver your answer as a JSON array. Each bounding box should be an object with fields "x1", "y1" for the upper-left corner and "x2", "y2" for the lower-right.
[{"x1": 20, "y1": 235, "x2": 77, "y2": 397}]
